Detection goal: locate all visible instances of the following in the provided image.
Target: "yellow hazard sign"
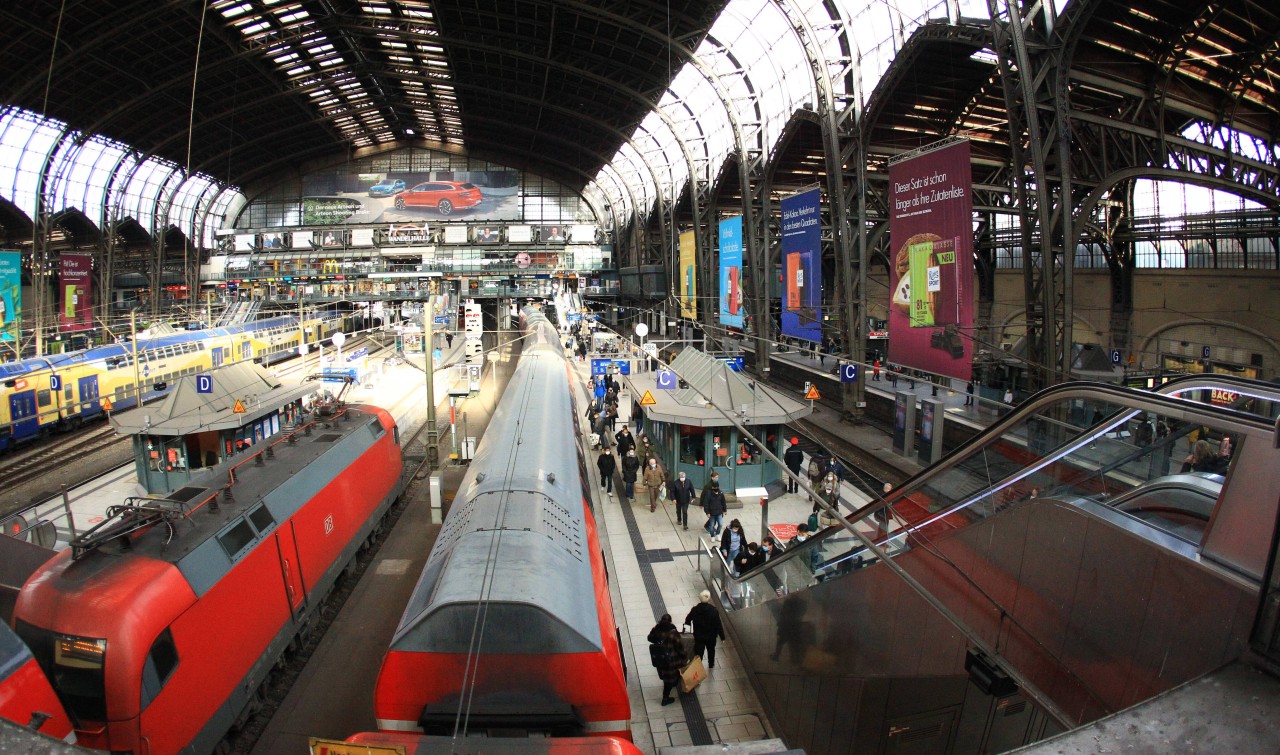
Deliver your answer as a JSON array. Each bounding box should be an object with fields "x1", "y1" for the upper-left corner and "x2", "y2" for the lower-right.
[
  {"x1": 804, "y1": 385, "x2": 821, "y2": 401},
  {"x1": 232, "y1": 399, "x2": 247, "y2": 414},
  {"x1": 639, "y1": 390, "x2": 657, "y2": 406},
  {"x1": 100, "y1": 397, "x2": 113, "y2": 412}
]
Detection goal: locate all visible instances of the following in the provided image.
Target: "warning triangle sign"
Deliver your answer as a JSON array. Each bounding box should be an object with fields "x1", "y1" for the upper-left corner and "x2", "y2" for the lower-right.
[
  {"x1": 804, "y1": 385, "x2": 822, "y2": 401},
  {"x1": 639, "y1": 390, "x2": 657, "y2": 406},
  {"x1": 100, "y1": 397, "x2": 113, "y2": 412},
  {"x1": 232, "y1": 399, "x2": 247, "y2": 414}
]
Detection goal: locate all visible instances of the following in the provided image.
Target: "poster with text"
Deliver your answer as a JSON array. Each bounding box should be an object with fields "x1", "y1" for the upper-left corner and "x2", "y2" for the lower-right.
[
  {"x1": 678, "y1": 230, "x2": 697, "y2": 320},
  {"x1": 781, "y1": 188, "x2": 821, "y2": 342},
  {"x1": 719, "y1": 216, "x2": 744, "y2": 329},
  {"x1": 0, "y1": 252, "x2": 19, "y2": 341},
  {"x1": 888, "y1": 140, "x2": 974, "y2": 381},
  {"x1": 60, "y1": 253, "x2": 93, "y2": 332}
]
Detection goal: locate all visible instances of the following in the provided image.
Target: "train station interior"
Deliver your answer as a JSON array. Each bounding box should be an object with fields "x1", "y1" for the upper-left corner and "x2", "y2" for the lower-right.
[{"x1": 0, "y1": 1, "x2": 1278, "y2": 754}]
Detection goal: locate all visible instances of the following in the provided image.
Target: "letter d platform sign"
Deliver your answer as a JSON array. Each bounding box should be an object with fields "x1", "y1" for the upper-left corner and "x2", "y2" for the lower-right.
[{"x1": 196, "y1": 374, "x2": 213, "y2": 394}]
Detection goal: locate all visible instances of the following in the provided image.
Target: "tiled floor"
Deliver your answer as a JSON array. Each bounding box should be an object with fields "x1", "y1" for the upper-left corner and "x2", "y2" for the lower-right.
[{"x1": 572, "y1": 359, "x2": 876, "y2": 753}]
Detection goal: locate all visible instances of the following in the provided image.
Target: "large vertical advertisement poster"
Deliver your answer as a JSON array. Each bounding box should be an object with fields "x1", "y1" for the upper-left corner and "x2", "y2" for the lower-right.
[
  {"x1": 781, "y1": 187, "x2": 821, "y2": 342},
  {"x1": 888, "y1": 140, "x2": 974, "y2": 381},
  {"x1": 60, "y1": 253, "x2": 92, "y2": 332},
  {"x1": 718, "y1": 216, "x2": 744, "y2": 329},
  {"x1": 678, "y1": 230, "x2": 697, "y2": 319},
  {"x1": 0, "y1": 252, "x2": 20, "y2": 341}
]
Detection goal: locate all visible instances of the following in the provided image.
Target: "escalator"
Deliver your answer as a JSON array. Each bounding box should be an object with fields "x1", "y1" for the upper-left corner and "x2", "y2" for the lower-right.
[{"x1": 704, "y1": 379, "x2": 1280, "y2": 754}]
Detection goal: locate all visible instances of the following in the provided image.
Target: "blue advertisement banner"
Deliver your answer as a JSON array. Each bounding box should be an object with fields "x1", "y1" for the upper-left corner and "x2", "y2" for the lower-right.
[
  {"x1": 780, "y1": 188, "x2": 821, "y2": 342},
  {"x1": 0, "y1": 251, "x2": 20, "y2": 341},
  {"x1": 718, "y1": 216, "x2": 744, "y2": 329}
]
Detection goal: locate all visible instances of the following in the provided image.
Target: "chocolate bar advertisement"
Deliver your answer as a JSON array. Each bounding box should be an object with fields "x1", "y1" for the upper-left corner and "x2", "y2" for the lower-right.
[{"x1": 888, "y1": 139, "x2": 975, "y2": 381}]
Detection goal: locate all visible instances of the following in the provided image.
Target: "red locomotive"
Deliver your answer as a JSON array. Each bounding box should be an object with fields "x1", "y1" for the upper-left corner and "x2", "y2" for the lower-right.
[
  {"x1": 373, "y1": 307, "x2": 630, "y2": 740},
  {"x1": 13, "y1": 403, "x2": 405, "y2": 754}
]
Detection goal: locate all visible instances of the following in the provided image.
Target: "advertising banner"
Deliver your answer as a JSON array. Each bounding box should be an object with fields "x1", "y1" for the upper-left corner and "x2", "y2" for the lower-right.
[
  {"x1": 678, "y1": 230, "x2": 697, "y2": 320},
  {"x1": 60, "y1": 253, "x2": 93, "y2": 332},
  {"x1": 0, "y1": 251, "x2": 19, "y2": 341},
  {"x1": 302, "y1": 165, "x2": 521, "y2": 224},
  {"x1": 888, "y1": 140, "x2": 974, "y2": 381},
  {"x1": 718, "y1": 215, "x2": 744, "y2": 329},
  {"x1": 781, "y1": 187, "x2": 821, "y2": 342}
]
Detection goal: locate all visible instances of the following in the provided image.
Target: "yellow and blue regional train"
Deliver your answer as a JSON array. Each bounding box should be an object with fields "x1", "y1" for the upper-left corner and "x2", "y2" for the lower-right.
[{"x1": 0, "y1": 313, "x2": 346, "y2": 450}]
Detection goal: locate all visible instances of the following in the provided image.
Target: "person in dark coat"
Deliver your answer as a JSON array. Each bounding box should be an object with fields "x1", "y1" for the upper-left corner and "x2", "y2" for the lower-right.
[
  {"x1": 614, "y1": 426, "x2": 636, "y2": 457},
  {"x1": 621, "y1": 449, "x2": 640, "y2": 500},
  {"x1": 700, "y1": 478, "x2": 727, "y2": 536},
  {"x1": 654, "y1": 629, "x2": 687, "y2": 706},
  {"x1": 684, "y1": 590, "x2": 726, "y2": 668},
  {"x1": 669, "y1": 471, "x2": 695, "y2": 529},
  {"x1": 596, "y1": 448, "x2": 616, "y2": 496},
  {"x1": 783, "y1": 437, "x2": 803, "y2": 494}
]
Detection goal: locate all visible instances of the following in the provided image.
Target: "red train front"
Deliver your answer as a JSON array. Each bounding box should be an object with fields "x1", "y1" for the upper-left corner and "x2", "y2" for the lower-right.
[
  {"x1": 375, "y1": 307, "x2": 629, "y2": 740},
  {"x1": 0, "y1": 620, "x2": 75, "y2": 745},
  {"x1": 14, "y1": 404, "x2": 404, "y2": 754}
]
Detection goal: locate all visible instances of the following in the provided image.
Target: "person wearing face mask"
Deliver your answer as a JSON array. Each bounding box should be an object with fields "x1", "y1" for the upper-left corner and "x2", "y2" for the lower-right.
[
  {"x1": 642, "y1": 456, "x2": 666, "y2": 512},
  {"x1": 621, "y1": 449, "x2": 640, "y2": 500},
  {"x1": 669, "y1": 470, "x2": 695, "y2": 529},
  {"x1": 701, "y1": 474, "x2": 726, "y2": 536}
]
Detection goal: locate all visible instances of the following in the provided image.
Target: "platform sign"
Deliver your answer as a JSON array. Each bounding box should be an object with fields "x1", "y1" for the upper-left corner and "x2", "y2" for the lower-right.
[
  {"x1": 840, "y1": 364, "x2": 858, "y2": 383},
  {"x1": 50, "y1": 374, "x2": 61, "y2": 391},
  {"x1": 804, "y1": 384, "x2": 822, "y2": 401},
  {"x1": 1110, "y1": 349, "x2": 1122, "y2": 365},
  {"x1": 100, "y1": 397, "x2": 113, "y2": 412},
  {"x1": 348, "y1": 346, "x2": 369, "y2": 361},
  {"x1": 196, "y1": 375, "x2": 213, "y2": 394},
  {"x1": 721, "y1": 356, "x2": 744, "y2": 372},
  {"x1": 1202, "y1": 345, "x2": 1211, "y2": 359},
  {"x1": 639, "y1": 390, "x2": 657, "y2": 406},
  {"x1": 591, "y1": 358, "x2": 610, "y2": 376},
  {"x1": 232, "y1": 399, "x2": 246, "y2": 414},
  {"x1": 656, "y1": 369, "x2": 677, "y2": 390}
]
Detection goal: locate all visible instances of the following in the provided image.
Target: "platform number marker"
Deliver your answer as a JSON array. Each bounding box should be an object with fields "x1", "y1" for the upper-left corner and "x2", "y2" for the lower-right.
[
  {"x1": 49, "y1": 374, "x2": 61, "y2": 391},
  {"x1": 839, "y1": 364, "x2": 858, "y2": 383},
  {"x1": 196, "y1": 374, "x2": 213, "y2": 394},
  {"x1": 656, "y1": 370, "x2": 677, "y2": 390}
]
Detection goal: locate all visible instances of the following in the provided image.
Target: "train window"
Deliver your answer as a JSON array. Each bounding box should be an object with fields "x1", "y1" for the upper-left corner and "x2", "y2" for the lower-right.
[
  {"x1": 140, "y1": 628, "x2": 179, "y2": 710},
  {"x1": 64, "y1": 384, "x2": 72, "y2": 400},
  {"x1": 216, "y1": 519, "x2": 256, "y2": 560},
  {"x1": 248, "y1": 503, "x2": 276, "y2": 534},
  {"x1": 367, "y1": 418, "x2": 385, "y2": 439},
  {"x1": 37, "y1": 389, "x2": 51, "y2": 407},
  {"x1": 15, "y1": 621, "x2": 110, "y2": 723}
]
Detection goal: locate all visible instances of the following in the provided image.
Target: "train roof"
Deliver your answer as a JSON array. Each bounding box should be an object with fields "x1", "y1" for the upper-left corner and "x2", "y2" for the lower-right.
[
  {"x1": 390, "y1": 347, "x2": 602, "y2": 655},
  {"x1": 36, "y1": 405, "x2": 393, "y2": 600}
]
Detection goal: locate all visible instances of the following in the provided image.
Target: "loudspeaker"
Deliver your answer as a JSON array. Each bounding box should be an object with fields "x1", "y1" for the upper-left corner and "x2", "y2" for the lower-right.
[{"x1": 965, "y1": 648, "x2": 1017, "y2": 697}]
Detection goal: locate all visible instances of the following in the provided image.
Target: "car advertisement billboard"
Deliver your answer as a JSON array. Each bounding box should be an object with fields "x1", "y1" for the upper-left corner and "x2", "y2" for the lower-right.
[
  {"x1": 0, "y1": 251, "x2": 19, "y2": 341},
  {"x1": 781, "y1": 187, "x2": 821, "y2": 342},
  {"x1": 59, "y1": 253, "x2": 92, "y2": 332},
  {"x1": 719, "y1": 215, "x2": 744, "y2": 329},
  {"x1": 678, "y1": 230, "x2": 697, "y2": 320},
  {"x1": 888, "y1": 139, "x2": 974, "y2": 381},
  {"x1": 301, "y1": 168, "x2": 521, "y2": 224}
]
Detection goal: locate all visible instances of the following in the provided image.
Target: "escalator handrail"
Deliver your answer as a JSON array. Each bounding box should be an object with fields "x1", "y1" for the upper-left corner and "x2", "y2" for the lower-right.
[{"x1": 1154, "y1": 372, "x2": 1280, "y2": 402}]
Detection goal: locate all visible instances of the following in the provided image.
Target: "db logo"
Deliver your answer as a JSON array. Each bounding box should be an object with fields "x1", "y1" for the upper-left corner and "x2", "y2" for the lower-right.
[{"x1": 324, "y1": 514, "x2": 334, "y2": 535}]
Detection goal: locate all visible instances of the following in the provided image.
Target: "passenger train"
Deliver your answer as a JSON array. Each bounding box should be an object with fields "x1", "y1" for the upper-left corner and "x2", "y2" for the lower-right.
[
  {"x1": 0, "y1": 620, "x2": 75, "y2": 746},
  {"x1": 373, "y1": 305, "x2": 631, "y2": 740},
  {"x1": 0, "y1": 312, "x2": 347, "y2": 450},
  {"x1": 13, "y1": 399, "x2": 405, "y2": 754}
]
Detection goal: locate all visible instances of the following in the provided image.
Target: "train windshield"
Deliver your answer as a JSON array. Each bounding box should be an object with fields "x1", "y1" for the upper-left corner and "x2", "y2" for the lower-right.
[{"x1": 16, "y1": 620, "x2": 107, "y2": 724}]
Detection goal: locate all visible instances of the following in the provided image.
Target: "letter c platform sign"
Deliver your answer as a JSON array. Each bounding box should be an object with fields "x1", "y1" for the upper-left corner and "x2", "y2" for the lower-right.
[
  {"x1": 196, "y1": 374, "x2": 213, "y2": 394},
  {"x1": 840, "y1": 364, "x2": 858, "y2": 383}
]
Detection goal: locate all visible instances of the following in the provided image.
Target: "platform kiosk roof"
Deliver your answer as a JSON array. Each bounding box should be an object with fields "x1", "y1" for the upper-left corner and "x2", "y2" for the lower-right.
[
  {"x1": 109, "y1": 363, "x2": 317, "y2": 436},
  {"x1": 627, "y1": 348, "x2": 810, "y2": 427}
]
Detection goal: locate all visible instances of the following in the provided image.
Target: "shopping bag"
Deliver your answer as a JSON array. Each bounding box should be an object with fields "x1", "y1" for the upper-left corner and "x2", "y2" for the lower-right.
[{"x1": 680, "y1": 655, "x2": 708, "y2": 692}]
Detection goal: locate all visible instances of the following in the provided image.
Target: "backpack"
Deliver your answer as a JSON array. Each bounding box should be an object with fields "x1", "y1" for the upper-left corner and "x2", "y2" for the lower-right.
[
  {"x1": 808, "y1": 458, "x2": 821, "y2": 477},
  {"x1": 807, "y1": 512, "x2": 820, "y2": 532},
  {"x1": 649, "y1": 642, "x2": 667, "y2": 669}
]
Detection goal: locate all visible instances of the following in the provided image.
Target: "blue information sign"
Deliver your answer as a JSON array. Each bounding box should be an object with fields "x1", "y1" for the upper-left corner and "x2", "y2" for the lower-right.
[
  {"x1": 196, "y1": 374, "x2": 213, "y2": 394},
  {"x1": 591, "y1": 359, "x2": 610, "y2": 376},
  {"x1": 1202, "y1": 345, "x2": 1210, "y2": 359},
  {"x1": 840, "y1": 364, "x2": 858, "y2": 383},
  {"x1": 721, "y1": 356, "x2": 744, "y2": 372},
  {"x1": 656, "y1": 369, "x2": 677, "y2": 390},
  {"x1": 49, "y1": 374, "x2": 61, "y2": 391},
  {"x1": 1110, "y1": 349, "x2": 1121, "y2": 365}
]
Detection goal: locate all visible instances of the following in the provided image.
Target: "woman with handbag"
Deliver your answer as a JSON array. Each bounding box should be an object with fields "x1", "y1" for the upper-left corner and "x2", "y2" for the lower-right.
[{"x1": 656, "y1": 629, "x2": 687, "y2": 706}]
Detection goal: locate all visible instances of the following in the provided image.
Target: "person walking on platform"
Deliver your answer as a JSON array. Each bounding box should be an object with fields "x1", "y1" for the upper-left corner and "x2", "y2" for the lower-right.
[
  {"x1": 872, "y1": 359, "x2": 881, "y2": 381},
  {"x1": 670, "y1": 471, "x2": 695, "y2": 529},
  {"x1": 445, "y1": 332, "x2": 454, "y2": 348},
  {"x1": 596, "y1": 448, "x2": 616, "y2": 497},
  {"x1": 806, "y1": 455, "x2": 823, "y2": 494},
  {"x1": 647, "y1": 613, "x2": 677, "y2": 644},
  {"x1": 784, "y1": 437, "x2": 803, "y2": 494},
  {"x1": 651, "y1": 629, "x2": 687, "y2": 706},
  {"x1": 621, "y1": 450, "x2": 640, "y2": 500},
  {"x1": 965, "y1": 381, "x2": 975, "y2": 406},
  {"x1": 684, "y1": 590, "x2": 726, "y2": 669},
  {"x1": 701, "y1": 477, "x2": 727, "y2": 537},
  {"x1": 615, "y1": 426, "x2": 636, "y2": 457},
  {"x1": 642, "y1": 457, "x2": 665, "y2": 512}
]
